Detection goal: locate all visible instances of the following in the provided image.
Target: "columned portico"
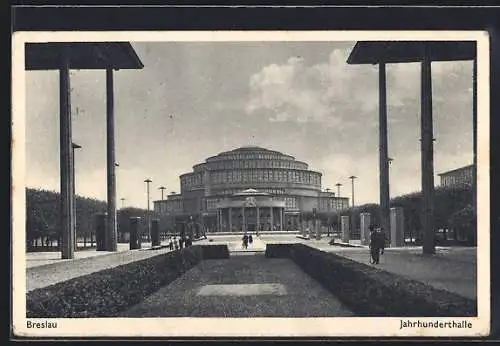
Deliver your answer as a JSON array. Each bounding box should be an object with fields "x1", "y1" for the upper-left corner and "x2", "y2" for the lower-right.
[{"x1": 216, "y1": 189, "x2": 286, "y2": 232}]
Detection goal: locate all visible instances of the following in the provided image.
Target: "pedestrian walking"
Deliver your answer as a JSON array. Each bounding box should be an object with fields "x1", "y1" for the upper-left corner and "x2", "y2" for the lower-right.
[
  {"x1": 174, "y1": 237, "x2": 179, "y2": 250},
  {"x1": 242, "y1": 233, "x2": 249, "y2": 249},
  {"x1": 169, "y1": 237, "x2": 173, "y2": 251},
  {"x1": 369, "y1": 227, "x2": 385, "y2": 264},
  {"x1": 248, "y1": 233, "x2": 253, "y2": 247}
]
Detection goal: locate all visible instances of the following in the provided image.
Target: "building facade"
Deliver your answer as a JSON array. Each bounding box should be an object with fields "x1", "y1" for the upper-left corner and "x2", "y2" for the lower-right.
[
  {"x1": 438, "y1": 164, "x2": 474, "y2": 188},
  {"x1": 153, "y1": 146, "x2": 349, "y2": 232}
]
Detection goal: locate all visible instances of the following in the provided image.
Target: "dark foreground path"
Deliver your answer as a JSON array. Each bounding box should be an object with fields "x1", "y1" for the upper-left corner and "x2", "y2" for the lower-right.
[{"x1": 120, "y1": 254, "x2": 353, "y2": 317}]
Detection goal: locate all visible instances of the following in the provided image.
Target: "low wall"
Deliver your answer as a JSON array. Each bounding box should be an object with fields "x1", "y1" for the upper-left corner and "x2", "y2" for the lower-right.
[
  {"x1": 265, "y1": 243, "x2": 476, "y2": 317},
  {"x1": 26, "y1": 245, "x2": 229, "y2": 318}
]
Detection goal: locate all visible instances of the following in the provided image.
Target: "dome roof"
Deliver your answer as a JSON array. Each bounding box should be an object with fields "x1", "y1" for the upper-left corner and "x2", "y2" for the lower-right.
[{"x1": 210, "y1": 146, "x2": 294, "y2": 161}]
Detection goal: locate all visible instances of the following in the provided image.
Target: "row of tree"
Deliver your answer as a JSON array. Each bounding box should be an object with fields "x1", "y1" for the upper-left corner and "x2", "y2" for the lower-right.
[
  {"x1": 26, "y1": 188, "x2": 204, "y2": 250},
  {"x1": 304, "y1": 185, "x2": 475, "y2": 244}
]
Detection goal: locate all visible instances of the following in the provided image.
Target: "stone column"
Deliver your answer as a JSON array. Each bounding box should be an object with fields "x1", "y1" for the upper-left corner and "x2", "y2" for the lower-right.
[
  {"x1": 151, "y1": 218, "x2": 160, "y2": 247},
  {"x1": 256, "y1": 207, "x2": 260, "y2": 231},
  {"x1": 360, "y1": 212, "x2": 371, "y2": 245},
  {"x1": 59, "y1": 46, "x2": 75, "y2": 259},
  {"x1": 242, "y1": 207, "x2": 246, "y2": 232},
  {"x1": 95, "y1": 213, "x2": 107, "y2": 251},
  {"x1": 378, "y1": 62, "x2": 391, "y2": 248},
  {"x1": 280, "y1": 208, "x2": 283, "y2": 231},
  {"x1": 341, "y1": 215, "x2": 350, "y2": 243},
  {"x1": 129, "y1": 216, "x2": 141, "y2": 250},
  {"x1": 228, "y1": 207, "x2": 232, "y2": 232},
  {"x1": 390, "y1": 207, "x2": 405, "y2": 247},
  {"x1": 217, "y1": 209, "x2": 221, "y2": 232},
  {"x1": 421, "y1": 46, "x2": 436, "y2": 255},
  {"x1": 269, "y1": 207, "x2": 273, "y2": 230},
  {"x1": 106, "y1": 68, "x2": 118, "y2": 252}
]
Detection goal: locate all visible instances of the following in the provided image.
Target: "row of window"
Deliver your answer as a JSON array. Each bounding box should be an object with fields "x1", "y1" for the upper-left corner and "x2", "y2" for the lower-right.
[
  {"x1": 157, "y1": 196, "x2": 348, "y2": 213},
  {"x1": 197, "y1": 159, "x2": 308, "y2": 171},
  {"x1": 209, "y1": 153, "x2": 290, "y2": 161},
  {"x1": 318, "y1": 198, "x2": 349, "y2": 211},
  {"x1": 441, "y1": 168, "x2": 473, "y2": 187},
  {"x1": 204, "y1": 170, "x2": 321, "y2": 186}
]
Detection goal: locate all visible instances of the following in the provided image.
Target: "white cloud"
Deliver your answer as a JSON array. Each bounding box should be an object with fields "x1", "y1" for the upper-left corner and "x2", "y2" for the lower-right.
[{"x1": 245, "y1": 48, "x2": 473, "y2": 131}]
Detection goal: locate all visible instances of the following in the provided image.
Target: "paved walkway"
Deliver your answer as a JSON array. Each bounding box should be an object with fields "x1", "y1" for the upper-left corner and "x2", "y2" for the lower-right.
[
  {"x1": 26, "y1": 244, "x2": 172, "y2": 292},
  {"x1": 120, "y1": 254, "x2": 353, "y2": 317}
]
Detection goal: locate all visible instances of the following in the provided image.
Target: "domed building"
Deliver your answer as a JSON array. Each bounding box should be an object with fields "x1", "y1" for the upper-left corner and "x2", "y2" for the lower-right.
[{"x1": 153, "y1": 146, "x2": 349, "y2": 232}]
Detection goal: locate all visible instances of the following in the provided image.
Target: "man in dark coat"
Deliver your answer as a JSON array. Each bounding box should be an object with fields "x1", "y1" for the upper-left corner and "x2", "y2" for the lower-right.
[{"x1": 369, "y1": 227, "x2": 385, "y2": 264}]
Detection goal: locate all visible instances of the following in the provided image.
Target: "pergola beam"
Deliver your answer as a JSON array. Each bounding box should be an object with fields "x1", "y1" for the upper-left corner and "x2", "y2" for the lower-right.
[{"x1": 347, "y1": 41, "x2": 476, "y2": 255}]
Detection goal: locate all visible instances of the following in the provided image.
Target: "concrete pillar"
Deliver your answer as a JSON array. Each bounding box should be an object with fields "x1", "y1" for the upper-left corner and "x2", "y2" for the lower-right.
[
  {"x1": 95, "y1": 213, "x2": 107, "y2": 251},
  {"x1": 360, "y1": 212, "x2": 371, "y2": 245},
  {"x1": 256, "y1": 207, "x2": 260, "y2": 231},
  {"x1": 270, "y1": 207, "x2": 273, "y2": 230},
  {"x1": 151, "y1": 218, "x2": 160, "y2": 247},
  {"x1": 341, "y1": 215, "x2": 350, "y2": 243},
  {"x1": 129, "y1": 216, "x2": 141, "y2": 250},
  {"x1": 106, "y1": 68, "x2": 117, "y2": 252},
  {"x1": 229, "y1": 207, "x2": 232, "y2": 232},
  {"x1": 379, "y1": 62, "x2": 391, "y2": 242},
  {"x1": 242, "y1": 207, "x2": 246, "y2": 232},
  {"x1": 390, "y1": 207, "x2": 405, "y2": 247},
  {"x1": 280, "y1": 208, "x2": 283, "y2": 231},
  {"x1": 421, "y1": 46, "x2": 436, "y2": 255},
  {"x1": 59, "y1": 46, "x2": 75, "y2": 259}
]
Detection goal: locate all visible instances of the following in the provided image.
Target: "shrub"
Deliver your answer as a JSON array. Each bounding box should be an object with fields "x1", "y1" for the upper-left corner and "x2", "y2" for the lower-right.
[
  {"x1": 26, "y1": 245, "x2": 229, "y2": 318},
  {"x1": 265, "y1": 243, "x2": 476, "y2": 317}
]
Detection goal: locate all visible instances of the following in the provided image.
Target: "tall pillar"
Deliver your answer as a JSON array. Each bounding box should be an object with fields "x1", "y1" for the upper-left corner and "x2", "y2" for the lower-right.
[
  {"x1": 341, "y1": 215, "x2": 350, "y2": 243},
  {"x1": 421, "y1": 46, "x2": 436, "y2": 255},
  {"x1": 151, "y1": 219, "x2": 160, "y2": 247},
  {"x1": 270, "y1": 207, "x2": 273, "y2": 230},
  {"x1": 390, "y1": 207, "x2": 405, "y2": 247},
  {"x1": 360, "y1": 212, "x2": 371, "y2": 245},
  {"x1": 379, "y1": 62, "x2": 391, "y2": 240},
  {"x1": 217, "y1": 209, "x2": 221, "y2": 232},
  {"x1": 95, "y1": 213, "x2": 107, "y2": 251},
  {"x1": 59, "y1": 45, "x2": 75, "y2": 259},
  {"x1": 106, "y1": 68, "x2": 117, "y2": 252},
  {"x1": 256, "y1": 207, "x2": 260, "y2": 231},
  {"x1": 242, "y1": 207, "x2": 246, "y2": 232},
  {"x1": 279, "y1": 208, "x2": 283, "y2": 231},
  {"x1": 228, "y1": 207, "x2": 232, "y2": 232}
]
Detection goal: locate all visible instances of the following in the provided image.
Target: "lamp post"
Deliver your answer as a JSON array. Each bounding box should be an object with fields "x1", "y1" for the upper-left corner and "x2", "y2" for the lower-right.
[
  {"x1": 159, "y1": 186, "x2": 166, "y2": 200},
  {"x1": 144, "y1": 178, "x2": 152, "y2": 241},
  {"x1": 120, "y1": 198, "x2": 126, "y2": 209},
  {"x1": 71, "y1": 142, "x2": 82, "y2": 250}
]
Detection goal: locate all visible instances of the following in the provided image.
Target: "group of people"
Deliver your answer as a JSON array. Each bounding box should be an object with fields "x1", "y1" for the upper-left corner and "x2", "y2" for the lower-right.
[
  {"x1": 241, "y1": 232, "x2": 254, "y2": 249},
  {"x1": 369, "y1": 226, "x2": 387, "y2": 264},
  {"x1": 168, "y1": 236, "x2": 193, "y2": 251}
]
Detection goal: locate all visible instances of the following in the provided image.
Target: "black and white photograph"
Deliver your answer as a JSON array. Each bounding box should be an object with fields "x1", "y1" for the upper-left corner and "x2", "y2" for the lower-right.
[{"x1": 12, "y1": 30, "x2": 490, "y2": 337}]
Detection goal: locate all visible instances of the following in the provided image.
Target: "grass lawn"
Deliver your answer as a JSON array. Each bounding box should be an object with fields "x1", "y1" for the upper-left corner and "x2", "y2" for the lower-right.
[{"x1": 120, "y1": 254, "x2": 353, "y2": 317}]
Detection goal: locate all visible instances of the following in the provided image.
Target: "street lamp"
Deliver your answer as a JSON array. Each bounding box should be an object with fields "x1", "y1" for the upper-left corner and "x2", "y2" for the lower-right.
[
  {"x1": 144, "y1": 178, "x2": 152, "y2": 241},
  {"x1": 72, "y1": 142, "x2": 82, "y2": 250},
  {"x1": 349, "y1": 176, "x2": 358, "y2": 208},
  {"x1": 159, "y1": 186, "x2": 166, "y2": 200},
  {"x1": 120, "y1": 197, "x2": 126, "y2": 209}
]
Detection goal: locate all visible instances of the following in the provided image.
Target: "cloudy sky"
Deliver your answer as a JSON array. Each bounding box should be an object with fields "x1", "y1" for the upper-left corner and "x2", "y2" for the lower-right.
[{"x1": 24, "y1": 41, "x2": 474, "y2": 208}]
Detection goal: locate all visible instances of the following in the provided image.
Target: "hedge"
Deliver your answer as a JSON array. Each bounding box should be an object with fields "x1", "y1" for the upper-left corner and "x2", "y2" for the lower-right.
[
  {"x1": 265, "y1": 244, "x2": 476, "y2": 317},
  {"x1": 26, "y1": 245, "x2": 229, "y2": 318}
]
